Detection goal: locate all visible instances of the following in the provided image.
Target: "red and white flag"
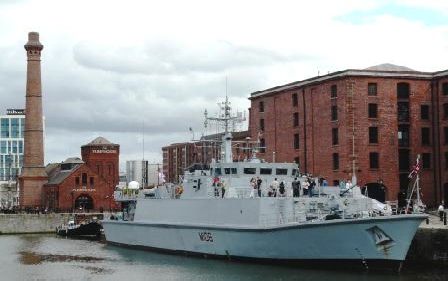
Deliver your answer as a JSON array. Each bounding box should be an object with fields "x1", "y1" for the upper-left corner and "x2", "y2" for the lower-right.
[{"x1": 408, "y1": 155, "x2": 421, "y2": 179}]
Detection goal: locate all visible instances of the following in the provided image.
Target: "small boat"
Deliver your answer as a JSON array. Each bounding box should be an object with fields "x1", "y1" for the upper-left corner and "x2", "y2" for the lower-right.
[{"x1": 56, "y1": 217, "x2": 102, "y2": 237}]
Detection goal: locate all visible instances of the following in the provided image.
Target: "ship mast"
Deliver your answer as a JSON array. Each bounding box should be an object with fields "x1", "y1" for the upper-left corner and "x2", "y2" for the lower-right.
[{"x1": 205, "y1": 95, "x2": 239, "y2": 163}]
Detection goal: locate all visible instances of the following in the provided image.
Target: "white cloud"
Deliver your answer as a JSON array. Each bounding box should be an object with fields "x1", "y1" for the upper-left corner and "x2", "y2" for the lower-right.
[{"x1": 0, "y1": 0, "x2": 447, "y2": 167}]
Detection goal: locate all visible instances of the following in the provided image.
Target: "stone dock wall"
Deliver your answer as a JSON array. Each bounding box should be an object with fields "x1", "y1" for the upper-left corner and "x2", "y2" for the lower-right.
[
  {"x1": 407, "y1": 228, "x2": 448, "y2": 266},
  {"x1": 0, "y1": 213, "x2": 104, "y2": 234}
]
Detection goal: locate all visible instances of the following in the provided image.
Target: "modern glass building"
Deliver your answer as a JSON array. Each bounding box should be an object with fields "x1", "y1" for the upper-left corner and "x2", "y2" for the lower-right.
[{"x1": 0, "y1": 109, "x2": 25, "y2": 181}]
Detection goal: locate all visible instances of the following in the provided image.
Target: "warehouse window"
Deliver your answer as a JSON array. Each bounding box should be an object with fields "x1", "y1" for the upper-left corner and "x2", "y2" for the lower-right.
[
  {"x1": 332, "y1": 128, "x2": 338, "y2": 145},
  {"x1": 293, "y1": 112, "x2": 299, "y2": 127},
  {"x1": 421, "y1": 127, "x2": 430, "y2": 146},
  {"x1": 369, "y1": 152, "x2": 379, "y2": 169},
  {"x1": 368, "y1": 103, "x2": 378, "y2": 118},
  {"x1": 445, "y1": 151, "x2": 448, "y2": 170},
  {"x1": 397, "y1": 82, "x2": 410, "y2": 99},
  {"x1": 260, "y1": 138, "x2": 265, "y2": 153},
  {"x1": 332, "y1": 153, "x2": 339, "y2": 170},
  {"x1": 420, "y1": 105, "x2": 429, "y2": 120},
  {"x1": 397, "y1": 102, "x2": 409, "y2": 122},
  {"x1": 445, "y1": 127, "x2": 448, "y2": 145},
  {"x1": 294, "y1": 133, "x2": 299, "y2": 149},
  {"x1": 368, "y1": 83, "x2": 377, "y2": 96},
  {"x1": 292, "y1": 93, "x2": 298, "y2": 107},
  {"x1": 331, "y1": 106, "x2": 338, "y2": 121},
  {"x1": 369, "y1": 127, "x2": 378, "y2": 144},
  {"x1": 422, "y1": 153, "x2": 431, "y2": 169},
  {"x1": 445, "y1": 152, "x2": 448, "y2": 170},
  {"x1": 331, "y1": 85, "x2": 337, "y2": 98},
  {"x1": 443, "y1": 82, "x2": 448, "y2": 96},
  {"x1": 259, "y1": 119, "x2": 265, "y2": 131}
]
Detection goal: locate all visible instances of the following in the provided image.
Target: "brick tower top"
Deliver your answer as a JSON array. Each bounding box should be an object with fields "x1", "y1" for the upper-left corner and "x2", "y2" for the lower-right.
[
  {"x1": 24, "y1": 32, "x2": 43, "y2": 60},
  {"x1": 81, "y1": 137, "x2": 120, "y2": 188}
]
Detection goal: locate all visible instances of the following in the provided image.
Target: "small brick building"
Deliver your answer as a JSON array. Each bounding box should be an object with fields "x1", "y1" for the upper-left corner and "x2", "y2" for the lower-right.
[
  {"x1": 249, "y1": 63, "x2": 448, "y2": 206},
  {"x1": 43, "y1": 137, "x2": 120, "y2": 211}
]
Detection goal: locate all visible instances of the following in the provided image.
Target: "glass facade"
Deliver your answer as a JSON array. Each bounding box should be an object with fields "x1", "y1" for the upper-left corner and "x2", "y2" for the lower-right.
[{"x1": 0, "y1": 114, "x2": 25, "y2": 181}]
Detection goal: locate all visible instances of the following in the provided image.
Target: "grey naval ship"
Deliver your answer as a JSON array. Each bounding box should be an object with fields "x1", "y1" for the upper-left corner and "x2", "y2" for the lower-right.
[{"x1": 103, "y1": 98, "x2": 426, "y2": 271}]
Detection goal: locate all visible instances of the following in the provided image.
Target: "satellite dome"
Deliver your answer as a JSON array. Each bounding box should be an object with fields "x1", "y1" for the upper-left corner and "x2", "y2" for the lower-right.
[{"x1": 128, "y1": 181, "x2": 140, "y2": 190}]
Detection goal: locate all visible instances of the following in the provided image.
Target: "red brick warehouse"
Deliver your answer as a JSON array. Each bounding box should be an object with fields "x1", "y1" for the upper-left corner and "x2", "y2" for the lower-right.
[
  {"x1": 162, "y1": 131, "x2": 250, "y2": 183},
  {"x1": 43, "y1": 137, "x2": 120, "y2": 211},
  {"x1": 249, "y1": 64, "x2": 448, "y2": 206}
]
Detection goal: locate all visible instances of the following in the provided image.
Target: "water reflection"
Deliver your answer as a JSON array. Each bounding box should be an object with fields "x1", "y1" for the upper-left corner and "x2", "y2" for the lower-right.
[
  {"x1": 0, "y1": 234, "x2": 445, "y2": 281},
  {"x1": 19, "y1": 251, "x2": 107, "y2": 265}
]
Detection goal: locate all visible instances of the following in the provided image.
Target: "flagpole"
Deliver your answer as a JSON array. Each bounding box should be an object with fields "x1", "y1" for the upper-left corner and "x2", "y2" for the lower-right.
[{"x1": 406, "y1": 154, "x2": 421, "y2": 214}]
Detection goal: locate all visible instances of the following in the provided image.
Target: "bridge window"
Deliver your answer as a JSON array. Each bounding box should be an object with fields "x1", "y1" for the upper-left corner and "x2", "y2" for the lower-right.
[
  {"x1": 231, "y1": 168, "x2": 237, "y2": 174},
  {"x1": 244, "y1": 168, "x2": 256, "y2": 174},
  {"x1": 224, "y1": 168, "x2": 231, "y2": 175},
  {"x1": 260, "y1": 168, "x2": 272, "y2": 175},
  {"x1": 276, "y1": 168, "x2": 288, "y2": 175}
]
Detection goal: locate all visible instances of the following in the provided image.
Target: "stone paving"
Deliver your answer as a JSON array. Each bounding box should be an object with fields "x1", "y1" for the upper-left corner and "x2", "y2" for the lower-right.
[{"x1": 419, "y1": 212, "x2": 448, "y2": 229}]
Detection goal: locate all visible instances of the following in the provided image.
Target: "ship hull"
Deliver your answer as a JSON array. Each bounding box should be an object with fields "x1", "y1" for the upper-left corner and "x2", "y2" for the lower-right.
[{"x1": 103, "y1": 215, "x2": 424, "y2": 270}]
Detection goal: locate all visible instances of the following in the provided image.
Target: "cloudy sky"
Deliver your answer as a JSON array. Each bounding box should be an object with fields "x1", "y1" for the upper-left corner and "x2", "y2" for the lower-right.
[{"x1": 0, "y1": 0, "x2": 447, "y2": 170}]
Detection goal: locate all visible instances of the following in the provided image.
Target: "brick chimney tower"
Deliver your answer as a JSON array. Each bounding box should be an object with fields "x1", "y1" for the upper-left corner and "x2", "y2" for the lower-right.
[{"x1": 19, "y1": 32, "x2": 48, "y2": 208}]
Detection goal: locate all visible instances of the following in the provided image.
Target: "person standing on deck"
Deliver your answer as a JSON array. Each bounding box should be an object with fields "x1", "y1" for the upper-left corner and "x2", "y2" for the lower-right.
[
  {"x1": 220, "y1": 180, "x2": 226, "y2": 198},
  {"x1": 279, "y1": 181, "x2": 286, "y2": 197},
  {"x1": 270, "y1": 178, "x2": 279, "y2": 197},
  {"x1": 292, "y1": 178, "x2": 300, "y2": 197},
  {"x1": 438, "y1": 203, "x2": 445, "y2": 222},
  {"x1": 302, "y1": 179, "x2": 309, "y2": 196},
  {"x1": 256, "y1": 177, "x2": 262, "y2": 197},
  {"x1": 308, "y1": 178, "x2": 315, "y2": 197}
]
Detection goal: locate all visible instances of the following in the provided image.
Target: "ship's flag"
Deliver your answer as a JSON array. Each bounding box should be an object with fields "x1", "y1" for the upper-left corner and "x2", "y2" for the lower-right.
[{"x1": 408, "y1": 156, "x2": 421, "y2": 179}]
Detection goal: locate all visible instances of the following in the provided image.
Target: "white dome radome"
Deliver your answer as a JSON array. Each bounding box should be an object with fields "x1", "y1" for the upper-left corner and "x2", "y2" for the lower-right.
[{"x1": 128, "y1": 181, "x2": 140, "y2": 190}]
